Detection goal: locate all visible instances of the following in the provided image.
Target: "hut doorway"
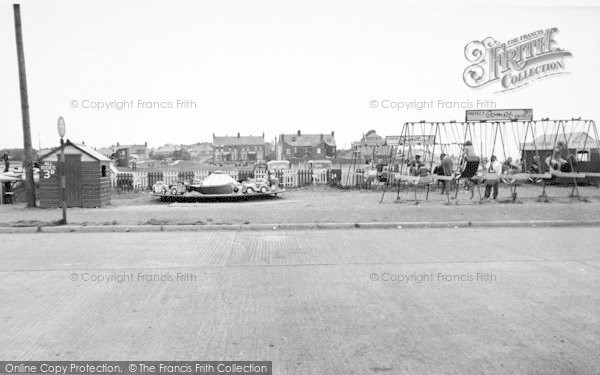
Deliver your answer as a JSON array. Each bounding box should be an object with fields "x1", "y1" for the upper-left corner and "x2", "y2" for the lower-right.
[{"x1": 64, "y1": 154, "x2": 81, "y2": 206}]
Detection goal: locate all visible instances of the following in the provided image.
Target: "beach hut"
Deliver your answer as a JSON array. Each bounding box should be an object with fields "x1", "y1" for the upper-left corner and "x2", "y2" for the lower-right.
[{"x1": 38, "y1": 140, "x2": 111, "y2": 208}]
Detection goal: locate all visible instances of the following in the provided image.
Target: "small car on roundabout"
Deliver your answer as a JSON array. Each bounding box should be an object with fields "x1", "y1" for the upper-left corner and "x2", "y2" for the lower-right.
[{"x1": 240, "y1": 177, "x2": 271, "y2": 194}]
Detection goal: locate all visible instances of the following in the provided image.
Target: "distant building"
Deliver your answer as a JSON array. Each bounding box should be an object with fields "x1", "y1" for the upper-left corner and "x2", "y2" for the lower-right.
[
  {"x1": 213, "y1": 133, "x2": 265, "y2": 163},
  {"x1": 260, "y1": 141, "x2": 277, "y2": 161},
  {"x1": 385, "y1": 134, "x2": 435, "y2": 162},
  {"x1": 350, "y1": 130, "x2": 389, "y2": 162},
  {"x1": 100, "y1": 142, "x2": 150, "y2": 160},
  {"x1": 121, "y1": 143, "x2": 150, "y2": 160},
  {"x1": 278, "y1": 131, "x2": 336, "y2": 160},
  {"x1": 152, "y1": 144, "x2": 180, "y2": 158},
  {"x1": 187, "y1": 143, "x2": 213, "y2": 161}
]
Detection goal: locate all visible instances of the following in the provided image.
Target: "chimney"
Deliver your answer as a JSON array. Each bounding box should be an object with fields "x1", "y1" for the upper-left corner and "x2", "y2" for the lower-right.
[
  {"x1": 320, "y1": 134, "x2": 324, "y2": 141},
  {"x1": 331, "y1": 131, "x2": 335, "y2": 137},
  {"x1": 145, "y1": 141, "x2": 147, "y2": 146},
  {"x1": 297, "y1": 130, "x2": 301, "y2": 136},
  {"x1": 237, "y1": 132, "x2": 240, "y2": 138},
  {"x1": 117, "y1": 142, "x2": 120, "y2": 147}
]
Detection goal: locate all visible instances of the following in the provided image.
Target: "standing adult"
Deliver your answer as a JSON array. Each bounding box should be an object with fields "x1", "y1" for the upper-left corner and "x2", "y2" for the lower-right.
[
  {"x1": 439, "y1": 153, "x2": 454, "y2": 194},
  {"x1": 484, "y1": 155, "x2": 502, "y2": 200}
]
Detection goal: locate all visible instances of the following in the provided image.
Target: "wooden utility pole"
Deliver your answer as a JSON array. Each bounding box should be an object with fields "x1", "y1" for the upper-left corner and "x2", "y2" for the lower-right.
[{"x1": 13, "y1": 4, "x2": 36, "y2": 207}]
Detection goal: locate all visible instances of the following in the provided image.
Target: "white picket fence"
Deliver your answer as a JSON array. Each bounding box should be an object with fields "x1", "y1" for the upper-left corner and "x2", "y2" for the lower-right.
[
  {"x1": 340, "y1": 168, "x2": 366, "y2": 187},
  {"x1": 112, "y1": 168, "x2": 347, "y2": 190},
  {"x1": 132, "y1": 172, "x2": 148, "y2": 190},
  {"x1": 280, "y1": 170, "x2": 298, "y2": 187},
  {"x1": 162, "y1": 171, "x2": 179, "y2": 186}
]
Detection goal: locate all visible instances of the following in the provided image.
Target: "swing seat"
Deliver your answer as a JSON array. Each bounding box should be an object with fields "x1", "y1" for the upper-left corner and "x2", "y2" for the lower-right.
[
  {"x1": 398, "y1": 175, "x2": 431, "y2": 186},
  {"x1": 550, "y1": 169, "x2": 586, "y2": 179},
  {"x1": 501, "y1": 173, "x2": 530, "y2": 185},
  {"x1": 392, "y1": 173, "x2": 404, "y2": 182},
  {"x1": 395, "y1": 175, "x2": 433, "y2": 204},
  {"x1": 432, "y1": 175, "x2": 455, "y2": 182},
  {"x1": 471, "y1": 173, "x2": 501, "y2": 187},
  {"x1": 470, "y1": 174, "x2": 486, "y2": 184},
  {"x1": 411, "y1": 176, "x2": 432, "y2": 186},
  {"x1": 528, "y1": 173, "x2": 552, "y2": 179},
  {"x1": 482, "y1": 173, "x2": 500, "y2": 185}
]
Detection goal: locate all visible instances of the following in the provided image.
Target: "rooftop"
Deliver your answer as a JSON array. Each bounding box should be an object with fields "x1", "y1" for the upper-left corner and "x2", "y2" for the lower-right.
[
  {"x1": 522, "y1": 132, "x2": 599, "y2": 150},
  {"x1": 213, "y1": 135, "x2": 265, "y2": 146},
  {"x1": 281, "y1": 133, "x2": 336, "y2": 147}
]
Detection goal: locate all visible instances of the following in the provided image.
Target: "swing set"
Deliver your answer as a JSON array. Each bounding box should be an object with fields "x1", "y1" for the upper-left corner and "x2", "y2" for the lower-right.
[{"x1": 380, "y1": 118, "x2": 600, "y2": 204}]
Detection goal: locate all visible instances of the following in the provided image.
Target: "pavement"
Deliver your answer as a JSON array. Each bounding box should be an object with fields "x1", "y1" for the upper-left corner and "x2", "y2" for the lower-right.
[
  {"x1": 0, "y1": 228, "x2": 599, "y2": 374},
  {"x1": 1, "y1": 185, "x2": 600, "y2": 231}
]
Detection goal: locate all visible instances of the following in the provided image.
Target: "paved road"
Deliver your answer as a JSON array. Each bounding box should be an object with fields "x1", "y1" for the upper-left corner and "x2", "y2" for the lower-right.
[{"x1": 1, "y1": 228, "x2": 599, "y2": 374}]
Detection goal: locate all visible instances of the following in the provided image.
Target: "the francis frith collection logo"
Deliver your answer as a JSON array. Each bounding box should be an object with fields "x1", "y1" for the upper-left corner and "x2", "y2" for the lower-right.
[{"x1": 463, "y1": 28, "x2": 572, "y2": 92}]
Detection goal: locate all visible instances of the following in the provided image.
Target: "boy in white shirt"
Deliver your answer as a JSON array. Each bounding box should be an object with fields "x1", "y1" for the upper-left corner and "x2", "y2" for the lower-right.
[{"x1": 484, "y1": 155, "x2": 502, "y2": 200}]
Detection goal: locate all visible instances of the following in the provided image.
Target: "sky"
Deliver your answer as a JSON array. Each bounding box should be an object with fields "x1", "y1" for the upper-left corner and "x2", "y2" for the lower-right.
[{"x1": 1, "y1": 0, "x2": 599, "y2": 151}]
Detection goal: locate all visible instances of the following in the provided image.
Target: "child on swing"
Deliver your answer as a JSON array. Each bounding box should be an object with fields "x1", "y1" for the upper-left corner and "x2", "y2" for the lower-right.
[
  {"x1": 458, "y1": 141, "x2": 480, "y2": 199},
  {"x1": 546, "y1": 141, "x2": 575, "y2": 173}
]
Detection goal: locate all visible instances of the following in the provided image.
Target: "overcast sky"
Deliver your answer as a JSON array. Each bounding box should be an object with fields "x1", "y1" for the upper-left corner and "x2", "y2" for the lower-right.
[{"x1": 1, "y1": 0, "x2": 599, "y2": 150}]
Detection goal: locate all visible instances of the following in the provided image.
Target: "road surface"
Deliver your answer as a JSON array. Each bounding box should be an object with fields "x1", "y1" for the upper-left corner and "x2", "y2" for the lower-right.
[{"x1": 0, "y1": 228, "x2": 599, "y2": 374}]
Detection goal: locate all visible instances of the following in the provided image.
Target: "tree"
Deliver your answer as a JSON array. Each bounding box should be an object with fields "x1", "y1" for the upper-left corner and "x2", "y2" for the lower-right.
[
  {"x1": 172, "y1": 149, "x2": 191, "y2": 161},
  {"x1": 149, "y1": 150, "x2": 166, "y2": 161}
]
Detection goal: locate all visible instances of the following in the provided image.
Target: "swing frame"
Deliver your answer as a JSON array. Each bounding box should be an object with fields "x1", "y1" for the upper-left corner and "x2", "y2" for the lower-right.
[{"x1": 379, "y1": 118, "x2": 600, "y2": 205}]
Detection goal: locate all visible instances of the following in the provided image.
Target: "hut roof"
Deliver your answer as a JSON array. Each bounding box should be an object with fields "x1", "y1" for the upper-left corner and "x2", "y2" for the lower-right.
[
  {"x1": 38, "y1": 140, "x2": 111, "y2": 161},
  {"x1": 521, "y1": 132, "x2": 599, "y2": 150}
]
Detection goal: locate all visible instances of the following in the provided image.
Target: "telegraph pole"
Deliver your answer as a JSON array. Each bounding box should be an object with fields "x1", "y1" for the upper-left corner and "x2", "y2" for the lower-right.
[
  {"x1": 13, "y1": 4, "x2": 36, "y2": 207},
  {"x1": 57, "y1": 117, "x2": 67, "y2": 224}
]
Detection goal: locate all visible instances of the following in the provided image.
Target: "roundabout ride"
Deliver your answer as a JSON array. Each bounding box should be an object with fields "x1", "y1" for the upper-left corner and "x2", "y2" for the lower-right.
[{"x1": 152, "y1": 170, "x2": 285, "y2": 202}]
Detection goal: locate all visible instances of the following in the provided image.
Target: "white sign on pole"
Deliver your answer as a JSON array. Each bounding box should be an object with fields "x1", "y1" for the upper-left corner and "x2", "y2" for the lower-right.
[{"x1": 57, "y1": 116, "x2": 66, "y2": 138}]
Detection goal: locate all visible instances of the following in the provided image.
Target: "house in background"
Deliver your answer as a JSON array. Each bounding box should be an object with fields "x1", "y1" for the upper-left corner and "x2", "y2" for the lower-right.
[
  {"x1": 213, "y1": 133, "x2": 265, "y2": 163},
  {"x1": 264, "y1": 141, "x2": 276, "y2": 161},
  {"x1": 350, "y1": 130, "x2": 388, "y2": 162},
  {"x1": 151, "y1": 144, "x2": 180, "y2": 159},
  {"x1": 120, "y1": 143, "x2": 150, "y2": 160},
  {"x1": 278, "y1": 131, "x2": 336, "y2": 160},
  {"x1": 187, "y1": 143, "x2": 213, "y2": 162},
  {"x1": 97, "y1": 142, "x2": 150, "y2": 160}
]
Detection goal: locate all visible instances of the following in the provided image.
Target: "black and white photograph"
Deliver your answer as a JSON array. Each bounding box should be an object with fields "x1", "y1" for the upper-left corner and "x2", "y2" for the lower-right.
[{"x1": 1, "y1": 0, "x2": 599, "y2": 374}]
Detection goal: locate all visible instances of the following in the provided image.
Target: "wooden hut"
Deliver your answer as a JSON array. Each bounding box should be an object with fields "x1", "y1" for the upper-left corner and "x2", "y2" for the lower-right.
[
  {"x1": 38, "y1": 140, "x2": 111, "y2": 208},
  {"x1": 521, "y1": 132, "x2": 600, "y2": 173}
]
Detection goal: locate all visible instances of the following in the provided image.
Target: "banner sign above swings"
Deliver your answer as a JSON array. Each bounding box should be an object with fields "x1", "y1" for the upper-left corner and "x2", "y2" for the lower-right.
[
  {"x1": 386, "y1": 135, "x2": 435, "y2": 146},
  {"x1": 465, "y1": 109, "x2": 533, "y2": 122}
]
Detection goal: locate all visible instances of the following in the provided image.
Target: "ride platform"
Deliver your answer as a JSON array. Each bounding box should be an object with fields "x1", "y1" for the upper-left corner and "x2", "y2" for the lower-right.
[{"x1": 153, "y1": 189, "x2": 285, "y2": 202}]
